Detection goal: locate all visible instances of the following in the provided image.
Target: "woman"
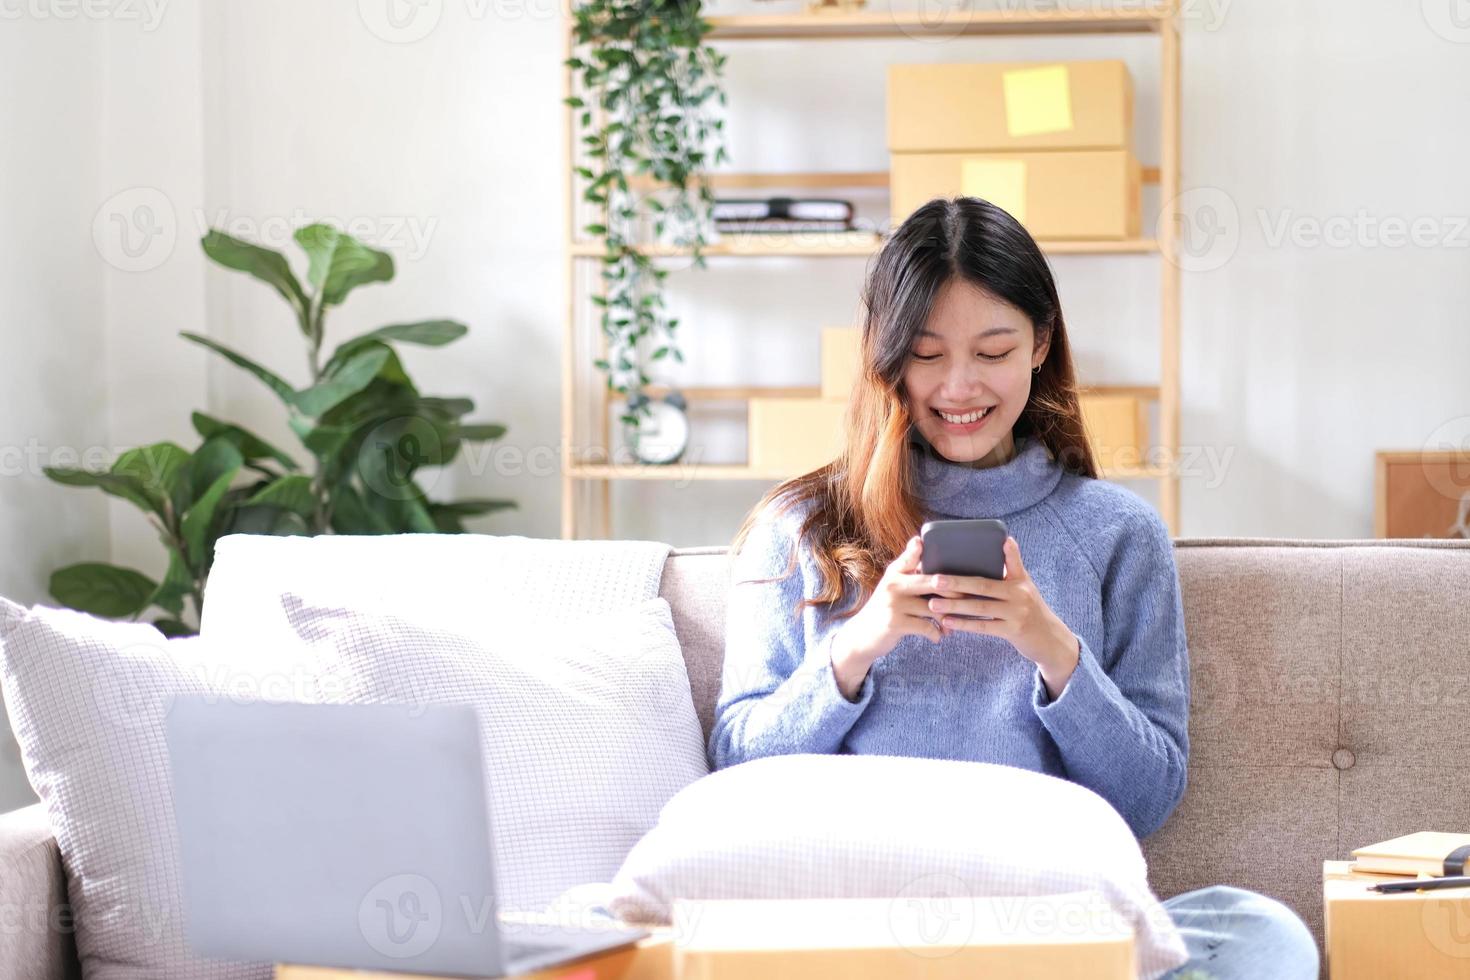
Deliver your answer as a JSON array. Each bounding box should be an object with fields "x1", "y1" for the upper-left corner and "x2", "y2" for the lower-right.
[{"x1": 708, "y1": 197, "x2": 1319, "y2": 979}]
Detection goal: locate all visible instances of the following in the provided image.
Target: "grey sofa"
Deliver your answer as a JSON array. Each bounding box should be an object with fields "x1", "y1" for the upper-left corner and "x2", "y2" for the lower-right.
[{"x1": 3, "y1": 536, "x2": 1468, "y2": 979}]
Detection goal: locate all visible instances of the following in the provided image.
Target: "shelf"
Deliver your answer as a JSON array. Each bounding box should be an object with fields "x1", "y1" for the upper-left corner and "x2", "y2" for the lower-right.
[
  {"x1": 569, "y1": 235, "x2": 1159, "y2": 259},
  {"x1": 569, "y1": 461, "x2": 1171, "y2": 482},
  {"x1": 702, "y1": 7, "x2": 1172, "y2": 41},
  {"x1": 630, "y1": 167, "x2": 1161, "y2": 190}
]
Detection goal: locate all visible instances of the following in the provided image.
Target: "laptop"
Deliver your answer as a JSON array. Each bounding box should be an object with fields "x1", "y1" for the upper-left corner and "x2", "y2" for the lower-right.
[{"x1": 164, "y1": 697, "x2": 650, "y2": 977}]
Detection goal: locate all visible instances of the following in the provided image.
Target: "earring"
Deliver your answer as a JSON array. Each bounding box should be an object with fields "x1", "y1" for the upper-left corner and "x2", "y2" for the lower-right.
[{"x1": 1032, "y1": 365, "x2": 1041, "y2": 374}]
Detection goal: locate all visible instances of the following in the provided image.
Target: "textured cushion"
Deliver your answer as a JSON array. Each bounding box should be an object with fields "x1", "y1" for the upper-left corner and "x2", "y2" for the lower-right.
[
  {"x1": 0, "y1": 604, "x2": 283, "y2": 980},
  {"x1": 607, "y1": 753, "x2": 1188, "y2": 979},
  {"x1": 202, "y1": 532, "x2": 672, "y2": 664},
  {"x1": 280, "y1": 592, "x2": 708, "y2": 915}
]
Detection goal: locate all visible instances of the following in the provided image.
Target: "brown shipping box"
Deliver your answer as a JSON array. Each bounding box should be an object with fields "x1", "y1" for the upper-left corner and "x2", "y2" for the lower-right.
[
  {"x1": 747, "y1": 397, "x2": 846, "y2": 476},
  {"x1": 890, "y1": 149, "x2": 1141, "y2": 239},
  {"x1": 1324, "y1": 859, "x2": 1470, "y2": 980},
  {"x1": 672, "y1": 894, "x2": 1135, "y2": 980},
  {"x1": 887, "y1": 60, "x2": 1132, "y2": 153}
]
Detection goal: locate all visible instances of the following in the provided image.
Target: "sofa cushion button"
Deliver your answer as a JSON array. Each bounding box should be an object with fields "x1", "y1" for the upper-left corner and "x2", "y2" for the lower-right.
[{"x1": 1332, "y1": 748, "x2": 1356, "y2": 770}]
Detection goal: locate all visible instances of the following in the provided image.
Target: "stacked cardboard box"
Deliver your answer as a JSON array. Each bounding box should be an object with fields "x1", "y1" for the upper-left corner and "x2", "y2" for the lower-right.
[
  {"x1": 750, "y1": 329, "x2": 1145, "y2": 475},
  {"x1": 887, "y1": 60, "x2": 1140, "y2": 239},
  {"x1": 746, "y1": 327, "x2": 858, "y2": 475}
]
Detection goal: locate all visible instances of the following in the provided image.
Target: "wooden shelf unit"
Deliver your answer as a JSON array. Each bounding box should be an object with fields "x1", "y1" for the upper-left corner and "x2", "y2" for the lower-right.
[{"x1": 562, "y1": 2, "x2": 1183, "y2": 539}]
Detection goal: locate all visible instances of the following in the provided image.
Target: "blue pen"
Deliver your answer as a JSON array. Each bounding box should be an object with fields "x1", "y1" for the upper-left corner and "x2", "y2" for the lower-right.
[{"x1": 1369, "y1": 876, "x2": 1470, "y2": 894}]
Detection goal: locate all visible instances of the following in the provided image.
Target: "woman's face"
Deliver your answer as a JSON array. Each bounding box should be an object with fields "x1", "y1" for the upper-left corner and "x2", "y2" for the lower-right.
[{"x1": 902, "y1": 278, "x2": 1049, "y2": 468}]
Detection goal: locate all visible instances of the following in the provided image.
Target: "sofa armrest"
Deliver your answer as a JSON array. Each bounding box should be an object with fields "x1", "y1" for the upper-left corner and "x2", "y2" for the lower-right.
[{"x1": 0, "y1": 804, "x2": 79, "y2": 980}]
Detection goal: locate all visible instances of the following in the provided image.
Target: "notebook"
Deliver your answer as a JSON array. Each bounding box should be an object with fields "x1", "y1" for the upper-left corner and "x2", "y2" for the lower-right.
[{"x1": 1350, "y1": 831, "x2": 1470, "y2": 877}]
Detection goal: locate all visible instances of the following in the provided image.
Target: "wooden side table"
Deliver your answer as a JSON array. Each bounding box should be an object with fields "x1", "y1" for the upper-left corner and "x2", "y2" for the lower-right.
[{"x1": 1324, "y1": 859, "x2": 1470, "y2": 979}]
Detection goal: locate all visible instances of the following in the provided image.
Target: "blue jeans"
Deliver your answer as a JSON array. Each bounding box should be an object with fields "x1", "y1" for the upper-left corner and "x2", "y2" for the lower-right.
[{"x1": 1159, "y1": 884, "x2": 1319, "y2": 980}]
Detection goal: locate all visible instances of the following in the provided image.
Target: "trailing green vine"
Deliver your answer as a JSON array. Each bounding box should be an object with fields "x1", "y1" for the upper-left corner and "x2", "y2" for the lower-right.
[{"x1": 566, "y1": 0, "x2": 728, "y2": 427}]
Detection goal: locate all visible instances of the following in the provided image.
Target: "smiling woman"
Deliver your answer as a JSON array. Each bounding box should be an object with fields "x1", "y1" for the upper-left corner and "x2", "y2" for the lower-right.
[{"x1": 710, "y1": 197, "x2": 1320, "y2": 980}]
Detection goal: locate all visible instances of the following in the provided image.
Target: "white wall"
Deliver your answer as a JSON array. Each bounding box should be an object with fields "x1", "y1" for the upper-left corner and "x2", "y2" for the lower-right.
[
  {"x1": 0, "y1": 13, "x2": 110, "y2": 811},
  {"x1": 2, "y1": 2, "x2": 1469, "y2": 805}
]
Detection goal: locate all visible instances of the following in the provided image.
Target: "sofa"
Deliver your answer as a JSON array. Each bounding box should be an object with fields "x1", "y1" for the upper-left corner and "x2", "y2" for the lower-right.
[{"x1": 2, "y1": 535, "x2": 1468, "y2": 980}]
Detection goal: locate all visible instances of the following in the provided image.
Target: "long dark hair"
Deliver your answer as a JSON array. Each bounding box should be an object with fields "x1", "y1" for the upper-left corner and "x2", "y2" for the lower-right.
[{"x1": 731, "y1": 196, "x2": 1098, "y2": 621}]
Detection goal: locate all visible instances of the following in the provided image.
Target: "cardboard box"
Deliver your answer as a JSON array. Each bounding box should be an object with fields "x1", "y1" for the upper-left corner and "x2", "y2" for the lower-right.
[
  {"x1": 747, "y1": 397, "x2": 847, "y2": 475},
  {"x1": 890, "y1": 149, "x2": 1141, "y2": 238},
  {"x1": 1079, "y1": 394, "x2": 1147, "y2": 473},
  {"x1": 887, "y1": 60, "x2": 1132, "y2": 153},
  {"x1": 820, "y1": 326, "x2": 861, "y2": 401},
  {"x1": 1324, "y1": 859, "x2": 1470, "y2": 980},
  {"x1": 671, "y1": 893, "x2": 1135, "y2": 980}
]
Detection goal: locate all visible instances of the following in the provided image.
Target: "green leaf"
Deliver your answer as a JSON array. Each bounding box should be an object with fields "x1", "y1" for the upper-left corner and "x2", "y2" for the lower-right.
[
  {"x1": 181, "y1": 459, "x2": 242, "y2": 569},
  {"x1": 144, "y1": 548, "x2": 193, "y2": 617},
  {"x1": 433, "y1": 498, "x2": 517, "y2": 518},
  {"x1": 243, "y1": 474, "x2": 317, "y2": 518},
  {"x1": 328, "y1": 483, "x2": 395, "y2": 535},
  {"x1": 182, "y1": 438, "x2": 245, "y2": 507},
  {"x1": 180, "y1": 332, "x2": 296, "y2": 404},
  {"x1": 111, "y1": 443, "x2": 190, "y2": 519},
  {"x1": 323, "y1": 320, "x2": 468, "y2": 376},
  {"x1": 45, "y1": 467, "x2": 158, "y2": 516},
  {"x1": 191, "y1": 412, "x2": 298, "y2": 471},
  {"x1": 222, "y1": 504, "x2": 311, "y2": 537},
  {"x1": 151, "y1": 618, "x2": 196, "y2": 638},
  {"x1": 200, "y1": 229, "x2": 309, "y2": 320},
  {"x1": 294, "y1": 224, "x2": 394, "y2": 308},
  {"x1": 291, "y1": 346, "x2": 391, "y2": 416},
  {"x1": 456, "y1": 423, "x2": 506, "y2": 441},
  {"x1": 50, "y1": 563, "x2": 158, "y2": 618}
]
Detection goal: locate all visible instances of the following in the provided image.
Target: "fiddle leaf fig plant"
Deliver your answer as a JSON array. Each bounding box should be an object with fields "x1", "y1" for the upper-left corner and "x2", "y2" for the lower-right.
[
  {"x1": 566, "y1": 0, "x2": 728, "y2": 426},
  {"x1": 45, "y1": 223, "x2": 515, "y2": 636}
]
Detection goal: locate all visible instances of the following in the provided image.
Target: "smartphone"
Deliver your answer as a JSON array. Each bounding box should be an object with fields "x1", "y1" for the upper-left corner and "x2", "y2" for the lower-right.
[{"x1": 919, "y1": 518, "x2": 1008, "y2": 621}]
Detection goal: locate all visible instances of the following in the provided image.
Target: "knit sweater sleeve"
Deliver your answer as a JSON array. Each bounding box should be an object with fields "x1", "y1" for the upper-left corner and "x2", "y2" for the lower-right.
[
  {"x1": 707, "y1": 504, "x2": 875, "y2": 771},
  {"x1": 1029, "y1": 507, "x2": 1191, "y2": 839}
]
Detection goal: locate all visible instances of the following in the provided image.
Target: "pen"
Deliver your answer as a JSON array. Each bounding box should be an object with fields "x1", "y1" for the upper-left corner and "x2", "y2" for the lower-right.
[{"x1": 1369, "y1": 876, "x2": 1470, "y2": 894}]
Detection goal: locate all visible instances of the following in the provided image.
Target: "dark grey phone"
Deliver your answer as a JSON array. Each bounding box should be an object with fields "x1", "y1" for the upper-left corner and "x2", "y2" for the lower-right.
[{"x1": 919, "y1": 518, "x2": 1008, "y2": 620}]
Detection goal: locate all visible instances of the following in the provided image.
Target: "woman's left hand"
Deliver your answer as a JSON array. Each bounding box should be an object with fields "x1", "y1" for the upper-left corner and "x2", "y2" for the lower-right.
[{"x1": 924, "y1": 536, "x2": 1081, "y2": 696}]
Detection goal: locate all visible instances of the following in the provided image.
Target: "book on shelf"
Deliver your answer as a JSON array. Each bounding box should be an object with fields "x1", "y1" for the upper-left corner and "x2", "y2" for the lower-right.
[
  {"x1": 712, "y1": 196, "x2": 854, "y2": 223},
  {"x1": 1350, "y1": 831, "x2": 1470, "y2": 877},
  {"x1": 715, "y1": 218, "x2": 855, "y2": 234}
]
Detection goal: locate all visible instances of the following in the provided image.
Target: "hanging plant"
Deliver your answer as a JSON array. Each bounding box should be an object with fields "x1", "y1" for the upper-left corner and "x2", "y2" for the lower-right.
[{"x1": 566, "y1": 0, "x2": 728, "y2": 426}]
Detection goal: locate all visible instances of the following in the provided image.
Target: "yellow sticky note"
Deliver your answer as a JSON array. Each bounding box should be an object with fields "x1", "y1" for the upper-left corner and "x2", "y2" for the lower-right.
[
  {"x1": 961, "y1": 158, "x2": 1028, "y2": 223},
  {"x1": 1002, "y1": 65, "x2": 1074, "y2": 137}
]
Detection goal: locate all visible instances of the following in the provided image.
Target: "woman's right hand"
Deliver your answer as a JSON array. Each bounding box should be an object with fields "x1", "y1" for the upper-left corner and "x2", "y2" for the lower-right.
[{"x1": 829, "y1": 535, "x2": 947, "y2": 698}]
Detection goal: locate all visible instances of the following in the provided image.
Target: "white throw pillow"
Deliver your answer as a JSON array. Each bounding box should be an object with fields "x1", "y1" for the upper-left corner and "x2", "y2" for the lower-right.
[
  {"x1": 607, "y1": 753, "x2": 1189, "y2": 979},
  {"x1": 0, "y1": 602, "x2": 309, "y2": 980},
  {"x1": 279, "y1": 592, "x2": 708, "y2": 916}
]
